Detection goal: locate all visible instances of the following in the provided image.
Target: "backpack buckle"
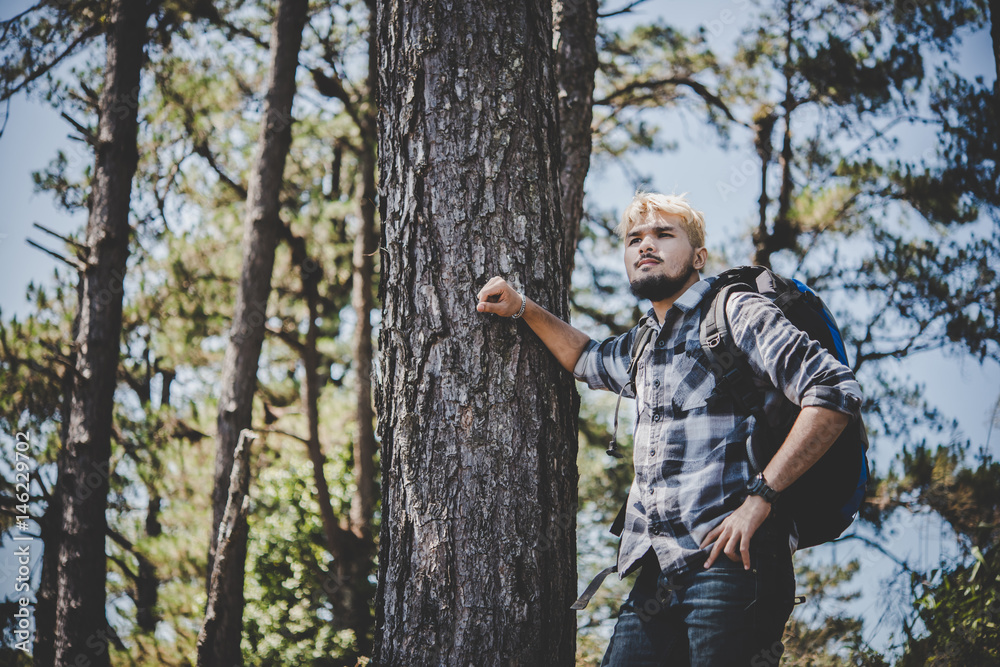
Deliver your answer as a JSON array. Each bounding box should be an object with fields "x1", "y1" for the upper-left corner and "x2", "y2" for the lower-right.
[{"x1": 704, "y1": 332, "x2": 723, "y2": 348}]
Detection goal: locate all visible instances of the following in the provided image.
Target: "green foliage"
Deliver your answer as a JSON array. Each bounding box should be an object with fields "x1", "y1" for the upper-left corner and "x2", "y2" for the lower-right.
[
  {"x1": 574, "y1": 391, "x2": 634, "y2": 666},
  {"x1": 781, "y1": 559, "x2": 889, "y2": 665},
  {"x1": 593, "y1": 19, "x2": 728, "y2": 157},
  {"x1": 243, "y1": 463, "x2": 362, "y2": 667},
  {"x1": 900, "y1": 545, "x2": 1000, "y2": 666}
]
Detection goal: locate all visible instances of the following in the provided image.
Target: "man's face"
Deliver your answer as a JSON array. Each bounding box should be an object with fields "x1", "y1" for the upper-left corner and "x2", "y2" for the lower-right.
[{"x1": 623, "y1": 212, "x2": 706, "y2": 302}]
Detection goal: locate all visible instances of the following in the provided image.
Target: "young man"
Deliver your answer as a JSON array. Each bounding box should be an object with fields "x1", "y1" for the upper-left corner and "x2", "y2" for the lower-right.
[{"x1": 475, "y1": 192, "x2": 863, "y2": 666}]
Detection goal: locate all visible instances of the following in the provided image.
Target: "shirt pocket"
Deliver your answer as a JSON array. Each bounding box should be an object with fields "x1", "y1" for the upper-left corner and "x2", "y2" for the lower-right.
[{"x1": 671, "y1": 340, "x2": 717, "y2": 413}]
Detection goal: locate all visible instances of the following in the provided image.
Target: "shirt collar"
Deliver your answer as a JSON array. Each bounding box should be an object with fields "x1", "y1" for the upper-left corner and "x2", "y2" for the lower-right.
[
  {"x1": 673, "y1": 278, "x2": 714, "y2": 313},
  {"x1": 643, "y1": 278, "x2": 714, "y2": 323}
]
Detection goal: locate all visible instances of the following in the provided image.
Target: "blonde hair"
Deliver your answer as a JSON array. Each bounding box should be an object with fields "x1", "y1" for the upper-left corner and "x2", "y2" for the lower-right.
[{"x1": 615, "y1": 192, "x2": 706, "y2": 249}]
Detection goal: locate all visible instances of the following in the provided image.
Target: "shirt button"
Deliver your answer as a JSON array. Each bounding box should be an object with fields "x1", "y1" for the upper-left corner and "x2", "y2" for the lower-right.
[
  {"x1": 653, "y1": 379, "x2": 661, "y2": 387},
  {"x1": 656, "y1": 340, "x2": 666, "y2": 348},
  {"x1": 650, "y1": 526, "x2": 662, "y2": 536},
  {"x1": 652, "y1": 412, "x2": 662, "y2": 422}
]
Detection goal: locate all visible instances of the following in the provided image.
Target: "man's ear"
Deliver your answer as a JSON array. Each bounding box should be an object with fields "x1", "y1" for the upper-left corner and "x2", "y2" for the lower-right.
[{"x1": 694, "y1": 247, "x2": 708, "y2": 270}]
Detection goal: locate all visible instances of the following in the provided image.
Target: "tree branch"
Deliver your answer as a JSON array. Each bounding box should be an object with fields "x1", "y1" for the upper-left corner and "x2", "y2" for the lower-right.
[
  {"x1": 0, "y1": 24, "x2": 102, "y2": 103},
  {"x1": 26, "y1": 238, "x2": 86, "y2": 271},
  {"x1": 32, "y1": 222, "x2": 88, "y2": 252},
  {"x1": 598, "y1": 0, "x2": 651, "y2": 18},
  {"x1": 595, "y1": 76, "x2": 746, "y2": 126},
  {"x1": 193, "y1": 140, "x2": 248, "y2": 199},
  {"x1": 59, "y1": 111, "x2": 97, "y2": 146},
  {"x1": 833, "y1": 532, "x2": 918, "y2": 574}
]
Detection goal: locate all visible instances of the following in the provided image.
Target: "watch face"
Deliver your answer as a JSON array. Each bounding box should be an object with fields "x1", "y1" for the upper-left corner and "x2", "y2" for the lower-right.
[{"x1": 747, "y1": 475, "x2": 777, "y2": 502}]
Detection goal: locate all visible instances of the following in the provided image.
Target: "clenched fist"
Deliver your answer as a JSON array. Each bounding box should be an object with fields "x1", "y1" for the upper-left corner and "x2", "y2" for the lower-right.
[{"x1": 476, "y1": 277, "x2": 524, "y2": 318}]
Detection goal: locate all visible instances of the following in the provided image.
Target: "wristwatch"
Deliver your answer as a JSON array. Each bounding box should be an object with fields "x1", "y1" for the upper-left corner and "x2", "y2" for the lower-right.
[{"x1": 746, "y1": 472, "x2": 781, "y2": 504}]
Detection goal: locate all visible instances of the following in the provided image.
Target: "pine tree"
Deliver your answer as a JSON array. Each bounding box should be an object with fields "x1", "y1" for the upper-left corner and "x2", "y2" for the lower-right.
[{"x1": 374, "y1": 0, "x2": 579, "y2": 663}]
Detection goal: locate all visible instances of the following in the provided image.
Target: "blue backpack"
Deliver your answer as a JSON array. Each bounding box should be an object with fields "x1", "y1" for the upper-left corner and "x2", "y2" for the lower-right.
[{"x1": 699, "y1": 265, "x2": 869, "y2": 549}]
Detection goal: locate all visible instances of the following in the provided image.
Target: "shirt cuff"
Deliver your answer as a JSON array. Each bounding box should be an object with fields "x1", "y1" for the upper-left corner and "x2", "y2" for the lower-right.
[
  {"x1": 572, "y1": 340, "x2": 600, "y2": 382},
  {"x1": 801, "y1": 384, "x2": 863, "y2": 418}
]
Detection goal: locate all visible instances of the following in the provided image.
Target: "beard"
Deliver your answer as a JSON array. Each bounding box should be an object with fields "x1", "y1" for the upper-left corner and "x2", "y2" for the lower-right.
[{"x1": 629, "y1": 260, "x2": 697, "y2": 302}]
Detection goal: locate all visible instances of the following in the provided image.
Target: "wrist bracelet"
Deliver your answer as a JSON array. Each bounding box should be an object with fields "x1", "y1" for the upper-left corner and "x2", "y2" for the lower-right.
[{"x1": 511, "y1": 292, "x2": 526, "y2": 319}]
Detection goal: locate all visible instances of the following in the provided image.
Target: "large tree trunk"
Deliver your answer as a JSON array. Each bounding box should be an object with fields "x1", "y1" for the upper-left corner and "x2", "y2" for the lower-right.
[
  {"x1": 52, "y1": 1, "x2": 148, "y2": 664},
  {"x1": 374, "y1": 1, "x2": 579, "y2": 665},
  {"x1": 553, "y1": 0, "x2": 598, "y2": 277},
  {"x1": 206, "y1": 0, "x2": 308, "y2": 663}
]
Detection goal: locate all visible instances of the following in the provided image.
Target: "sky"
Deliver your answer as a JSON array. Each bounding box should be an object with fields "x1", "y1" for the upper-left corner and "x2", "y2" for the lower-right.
[{"x1": 0, "y1": 0, "x2": 998, "y2": 658}]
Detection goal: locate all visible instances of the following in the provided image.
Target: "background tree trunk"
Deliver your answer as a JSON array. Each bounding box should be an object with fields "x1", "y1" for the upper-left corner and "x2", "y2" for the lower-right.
[
  {"x1": 553, "y1": 0, "x2": 598, "y2": 278},
  {"x1": 350, "y1": 0, "x2": 379, "y2": 547},
  {"x1": 374, "y1": 1, "x2": 579, "y2": 665},
  {"x1": 52, "y1": 0, "x2": 149, "y2": 664},
  {"x1": 207, "y1": 0, "x2": 308, "y2": 663}
]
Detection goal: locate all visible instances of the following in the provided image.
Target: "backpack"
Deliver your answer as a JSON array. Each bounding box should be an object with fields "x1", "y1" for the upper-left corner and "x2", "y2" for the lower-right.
[
  {"x1": 698, "y1": 265, "x2": 869, "y2": 549},
  {"x1": 605, "y1": 267, "x2": 869, "y2": 545}
]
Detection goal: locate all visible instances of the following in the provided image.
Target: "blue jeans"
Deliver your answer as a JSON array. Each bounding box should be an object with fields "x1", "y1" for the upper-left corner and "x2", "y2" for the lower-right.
[{"x1": 601, "y1": 519, "x2": 795, "y2": 667}]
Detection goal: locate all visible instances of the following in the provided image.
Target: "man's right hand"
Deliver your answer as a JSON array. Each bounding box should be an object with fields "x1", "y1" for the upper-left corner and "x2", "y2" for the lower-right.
[
  {"x1": 474, "y1": 276, "x2": 592, "y2": 374},
  {"x1": 476, "y1": 276, "x2": 523, "y2": 318}
]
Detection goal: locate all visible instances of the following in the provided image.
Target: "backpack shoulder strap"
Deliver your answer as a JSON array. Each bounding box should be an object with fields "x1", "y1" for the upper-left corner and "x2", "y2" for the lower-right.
[
  {"x1": 606, "y1": 316, "x2": 657, "y2": 459},
  {"x1": 626, "y1": 315, "x2": 657, "y2": 388},
  {"x1": 699, "y1": 281, "x2": 773, "y2": 470}
]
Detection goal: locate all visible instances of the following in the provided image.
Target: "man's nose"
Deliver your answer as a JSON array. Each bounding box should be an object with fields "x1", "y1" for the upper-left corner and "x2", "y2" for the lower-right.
[{"x1": 638, "y1": 234, "x2": 656, "y2": 253}]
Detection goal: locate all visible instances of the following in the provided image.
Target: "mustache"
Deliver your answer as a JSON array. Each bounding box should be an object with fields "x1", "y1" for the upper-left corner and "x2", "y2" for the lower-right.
[{"x1": 634, "y1": 253, "x2": 661, "y2": 267}]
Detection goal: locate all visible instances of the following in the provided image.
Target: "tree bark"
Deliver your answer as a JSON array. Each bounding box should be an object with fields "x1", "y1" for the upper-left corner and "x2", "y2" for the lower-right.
[
  {"x1": 207, "y1": 0, "x2": 308, "y2": 663},
  {"x1": 198, "y1": 430, "x2": 255, "y2": 667},
  {"x1": 553, "y1": 0, "x2": 598, "y2": 278},
  {"x1": 374, "y1": 1, "x2": 579, "y2": 665},
  {"x1": 52, "y1": 1, "x2": 148, "y2": 664}
]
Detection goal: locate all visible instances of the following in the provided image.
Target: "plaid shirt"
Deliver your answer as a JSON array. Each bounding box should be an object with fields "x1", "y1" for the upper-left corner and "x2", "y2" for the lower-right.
[{"x1": 574, "y1": 278, "x2": 863, "y2": 577}]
